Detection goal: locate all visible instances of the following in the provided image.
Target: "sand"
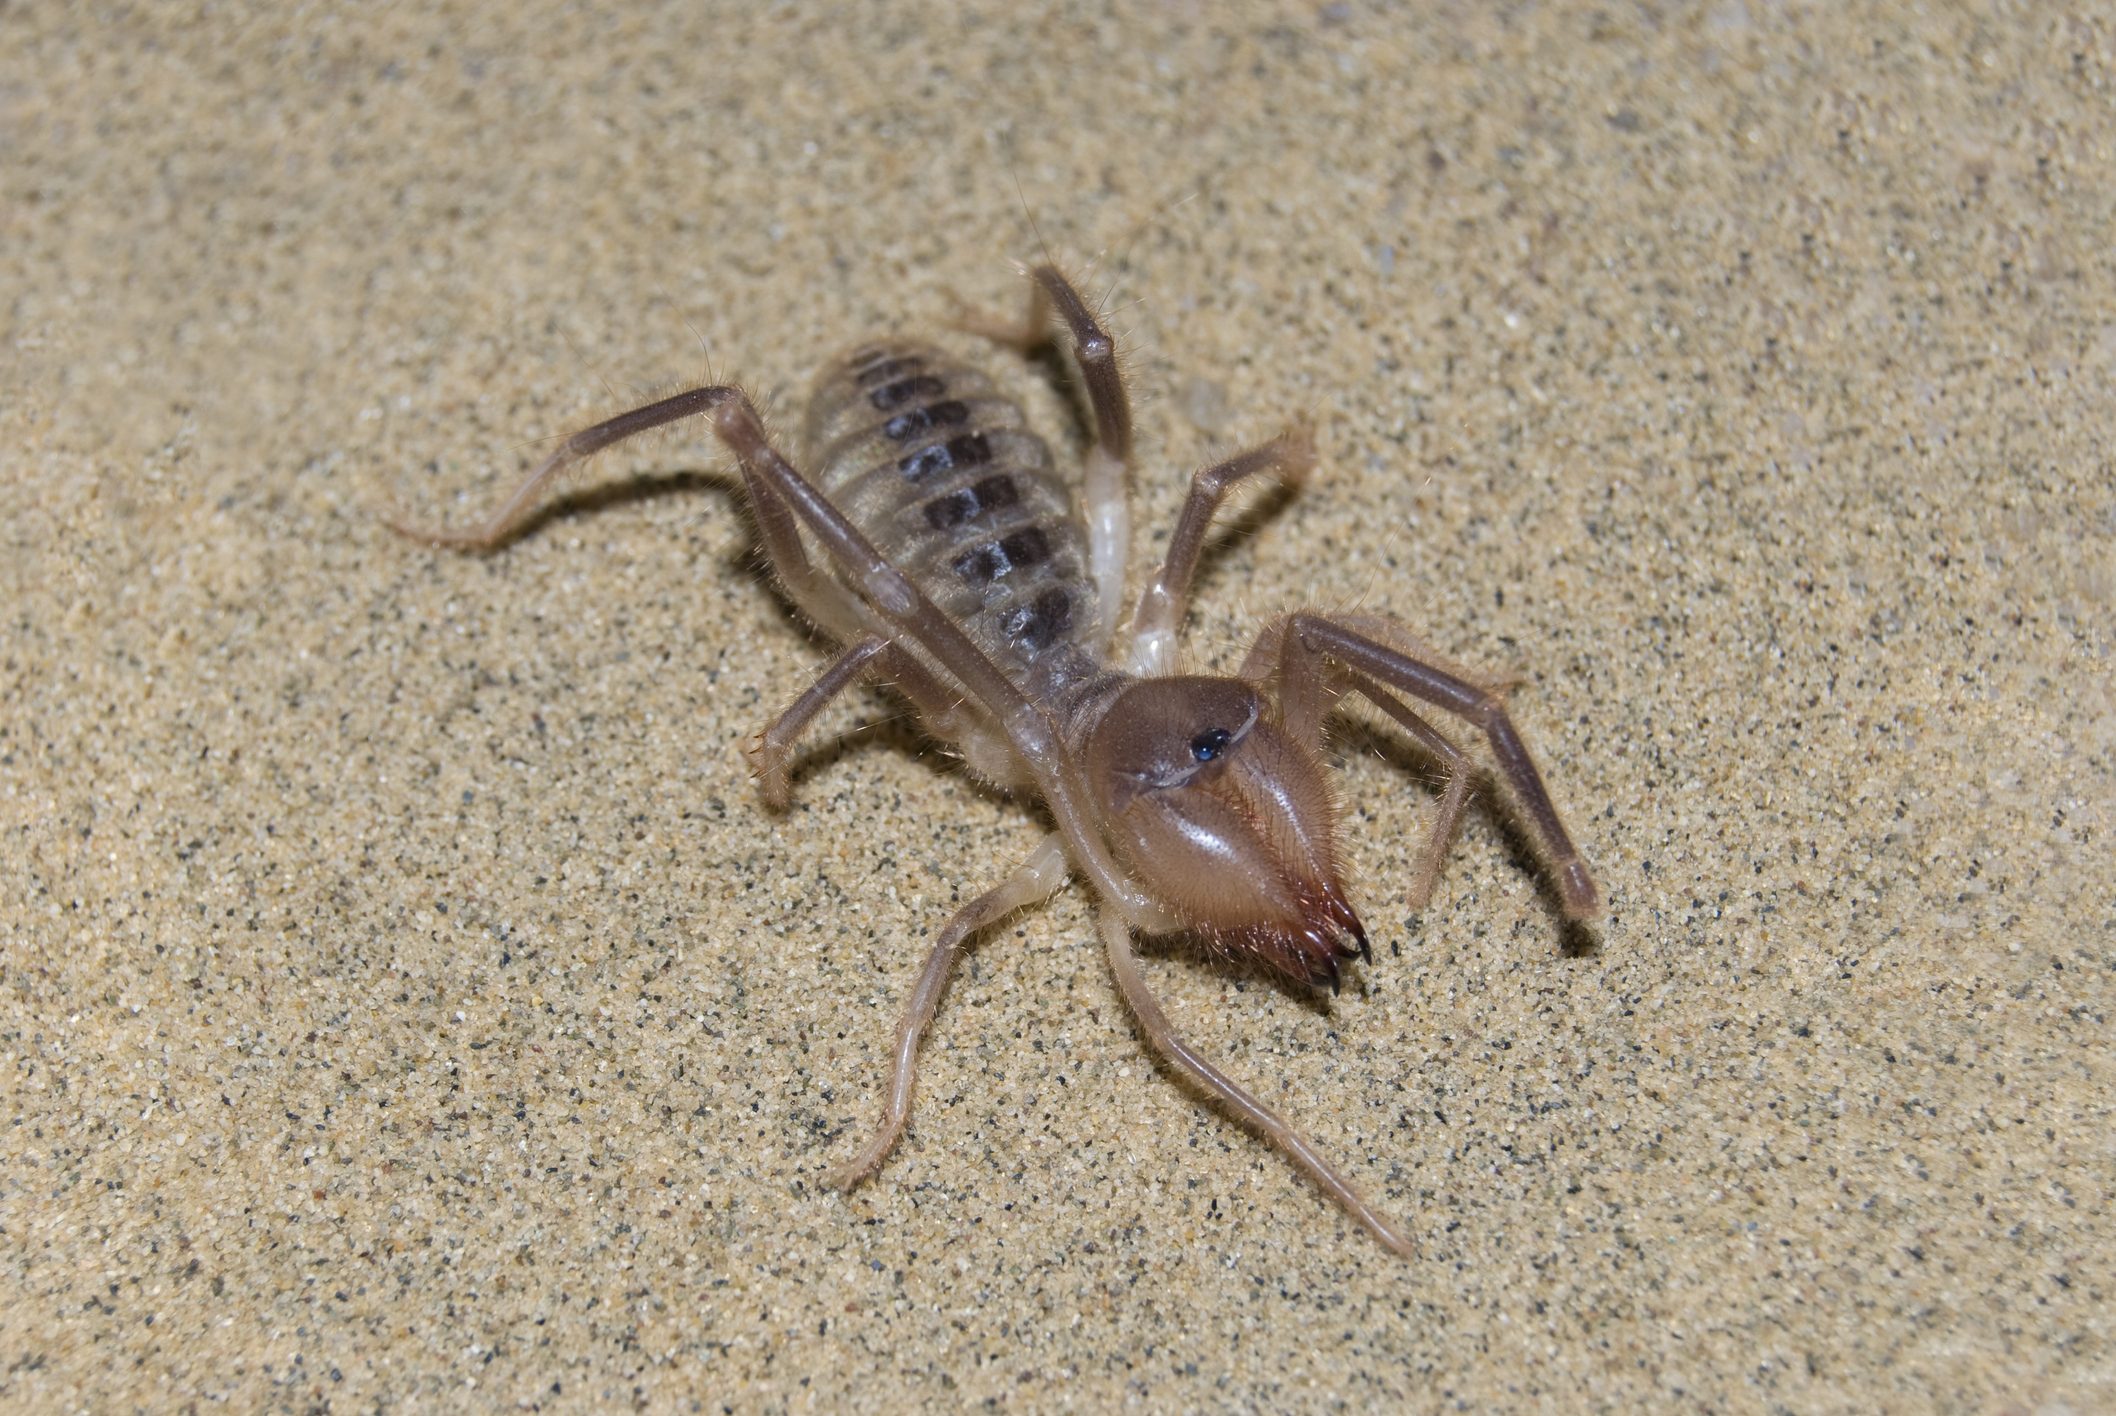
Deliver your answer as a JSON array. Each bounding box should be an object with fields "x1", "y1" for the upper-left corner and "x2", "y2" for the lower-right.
[{"x1": 3, "y1": 3, "x2": 2110, "y2": 1410}]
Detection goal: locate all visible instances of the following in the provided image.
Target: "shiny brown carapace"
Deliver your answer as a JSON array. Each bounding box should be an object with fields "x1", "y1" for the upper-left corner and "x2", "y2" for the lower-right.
[{"x1": 395, "y1": 265, "x2": 1601, "y2": 1261}]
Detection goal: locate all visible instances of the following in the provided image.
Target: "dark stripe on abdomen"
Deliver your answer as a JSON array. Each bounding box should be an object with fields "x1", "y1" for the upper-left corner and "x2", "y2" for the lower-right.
[
  {"x1": 884, "y1": 400, "x2": 969, "y2": 442},
  {"x1": 924, "y1": 473, "x2": 1018, "y2": 530},
  {"x1": 899, "y1": 432, "x2": 992, "y2": 483},
  {"x1": 1001, "y1": 588, "x2": 1073, "y2": 651},
  {"x1": 871, "y1": 374, "x2": 946, "y2": 411},
  {"x1": 952, "y1": 527, "x2": 1051, "y2": 586}
]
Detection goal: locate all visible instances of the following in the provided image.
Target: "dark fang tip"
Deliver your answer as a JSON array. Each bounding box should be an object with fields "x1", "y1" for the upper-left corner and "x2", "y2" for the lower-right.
[
  {"x1": 1317, "y1": 886, "x2": 1369, "y2": 963},
  {"x1": 1225, "y1": 883, "x2": 1371, "y2": 991}
]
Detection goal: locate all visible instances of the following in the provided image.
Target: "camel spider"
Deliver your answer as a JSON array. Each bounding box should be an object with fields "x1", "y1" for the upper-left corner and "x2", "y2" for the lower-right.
[{"x1": 395, "y1": 266, "x2": 1601, "y2": 1259}]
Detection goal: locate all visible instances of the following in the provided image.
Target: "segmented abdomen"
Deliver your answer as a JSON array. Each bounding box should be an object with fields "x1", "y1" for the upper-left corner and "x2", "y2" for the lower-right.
[{"x1": 802, "y1": 341, "x2": 1094, "y2": 690}]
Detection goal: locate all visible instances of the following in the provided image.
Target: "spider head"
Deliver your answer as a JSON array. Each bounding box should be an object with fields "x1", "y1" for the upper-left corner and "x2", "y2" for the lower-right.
[{"x1": 1083, "y1": 675, "x2": 1367, "y2": 990}]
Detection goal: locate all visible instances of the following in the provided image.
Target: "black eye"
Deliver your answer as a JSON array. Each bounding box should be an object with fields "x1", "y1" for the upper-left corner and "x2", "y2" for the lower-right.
[{"x1": 1189, "y1": 727, "x2": 1231, "y2": 763}]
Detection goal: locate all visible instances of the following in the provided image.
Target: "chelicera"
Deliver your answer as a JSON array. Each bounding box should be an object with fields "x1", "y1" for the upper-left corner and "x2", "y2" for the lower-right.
[{"x1": 396, "y1": 266, "x2": 1601, "y2": 1258}]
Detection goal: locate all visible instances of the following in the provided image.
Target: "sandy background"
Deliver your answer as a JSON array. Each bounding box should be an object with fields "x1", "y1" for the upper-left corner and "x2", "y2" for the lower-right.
[{"x1": 4, "y1": 2, "x2": 2112, "y2": 1411}]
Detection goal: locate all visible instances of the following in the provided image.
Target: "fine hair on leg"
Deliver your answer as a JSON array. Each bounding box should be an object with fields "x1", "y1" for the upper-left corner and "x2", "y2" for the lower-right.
[
  {"x1": 1097, "y1": 907, "x2": 1417, "y2": 1258},
  {"x1": 834, "y1": 834, "x2": 1072, "y2": 1187}
]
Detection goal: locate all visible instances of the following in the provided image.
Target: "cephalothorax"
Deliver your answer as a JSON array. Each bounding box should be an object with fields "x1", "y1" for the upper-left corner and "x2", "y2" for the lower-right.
[{"x1": 398, "y1": 267, "x2": 1600, "y2": 1258}]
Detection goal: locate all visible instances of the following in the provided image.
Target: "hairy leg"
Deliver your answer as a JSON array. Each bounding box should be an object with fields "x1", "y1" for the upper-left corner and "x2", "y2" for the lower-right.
[
  {"x1": 953, "y1": 266, "x2": 1133, "y2": 461},
  {"x1": 1271, "y1": 613, "x2": 1600, "y2": 919},
  {"x1": 1241, "y1": 614, "x2": 1474, "y2": 910},
  {"x1": 397, "y1": 381, "x2": 1157, "y2": 923},
  {"x1": 1380, "y1": 706, "x2": 1474, "y2": 913},
  {"x1": 705, "y1": 395, "x2": 1156, "y2": 919},
  {"x1": 744, "y1": 635, "x2": 891, "y2": 810},
  {"x1": 737, "y1": 440, "x2": 870, "y2": 643},
  {"x1": 745, "y1": 633, "x2": 1024, "y2": 807},
  {"x1": 957, "y1": 266, "x2": 1136, "y2": 648},
  {"x1": 1127, "y1": 428, "x2": 1314, "y2": 674},
  {"x1": 835, "y1": 833, "x2": 1072, "y2": 1186},
  {"x1": 389, "y1": 386, "x2": 739, "y2": 551},
  {"x1": 1097, "y1": 907, "x2": 1417, "y2": 1259}
]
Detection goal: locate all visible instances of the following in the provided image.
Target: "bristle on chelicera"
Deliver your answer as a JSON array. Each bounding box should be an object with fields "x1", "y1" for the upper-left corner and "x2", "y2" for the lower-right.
[{"x1": 1216, "y1": 877, "x2": 1369, "y2": 993}]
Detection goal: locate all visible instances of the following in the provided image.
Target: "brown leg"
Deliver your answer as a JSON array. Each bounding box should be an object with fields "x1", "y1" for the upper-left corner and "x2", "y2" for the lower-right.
[
  {"x1": 952, "y1": 265, "x2": 1132, "y2": 461},
  {"x1": 1097, "y1": 907, "x2": 1417, "y2": 1259},
  {"x1": 737, "y1": 438, "x2": 869, "y2": 642},
  {"x1": 1385, "y1": 710, "x2": 1475, "y2": 913},
  {"x1": 956, "y1": 266, "x2": 1136, "y2": 644},
  {"x1": 1127, "y1": 428, "x2": 1315, "y2": 674},
  {"x1": 398, "y1": 381, "x2": 1156, "y2": 923},
  {"x1": 1273, "y1": 613, "x2": 1601, "y2": 919},
  {"x1": 389, "y1": 385, "x2": 739, "y2": 550},
  {"x1": 390, "y1": 379, "x2": 868, "y2": 645},
  {"x1": 1242, "y1": 615, "x2": 1473, "y2": 911},
  {"x1": 834, "y1": 833, "x2": 1071, "y2": 1187},
  {"x1": 745, "y1": 632, "x2": 1024, "y2": 807},
  {"x1": 393, "y1": 384, "x2": 1026, "y2": 729},
  {"x1": 1343, "y1": 675, "x2": 1475, "y2": 912},
  {"x1": 705, "y1": 390, "x2": 1154, "y2": 925},
  {"x1": 745, "y1": 635, "x2": 892, "y2": 810}
]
